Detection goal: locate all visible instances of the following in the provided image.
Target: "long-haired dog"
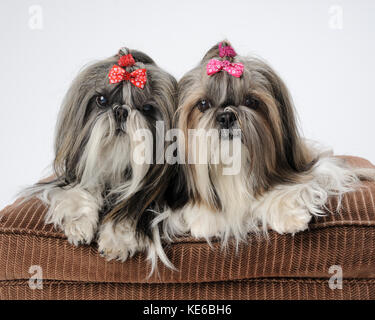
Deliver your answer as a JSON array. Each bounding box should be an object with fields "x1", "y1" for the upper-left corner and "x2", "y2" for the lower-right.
[
  {"x1": 21, "y1": 47, "x2": 177, "y2": 270},
  {"x1": 162, "y1": 40, "x2": 375, "y2": 246}
]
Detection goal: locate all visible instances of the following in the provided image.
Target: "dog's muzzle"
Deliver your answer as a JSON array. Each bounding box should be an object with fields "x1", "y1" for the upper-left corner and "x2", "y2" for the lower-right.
[
  {"x1": 114, "y1": 106, "x2": 128, "y2": 123},
  {"x1": 216, "y1": 111, "x2": 236, "y2": 129},
  {"x1": 113, "y1": 105, "x2": 129, "y2": 135}
]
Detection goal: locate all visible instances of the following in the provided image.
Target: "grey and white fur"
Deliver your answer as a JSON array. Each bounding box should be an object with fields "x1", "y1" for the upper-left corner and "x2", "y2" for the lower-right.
[{"x1": 20, "y1": 47, "x2": 178, "y2": 273}]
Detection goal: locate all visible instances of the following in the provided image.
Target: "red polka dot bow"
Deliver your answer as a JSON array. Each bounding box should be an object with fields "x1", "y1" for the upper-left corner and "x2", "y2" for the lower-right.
[
  {"x1": 108, "y1": 53, "x2": 147, "y2": 89},
  {"x1": 118, "y1": 53, "x2": 135, "y2": 67},
  {"x1": 206, "y1": 59, "x2": 244, "y2": 78}
]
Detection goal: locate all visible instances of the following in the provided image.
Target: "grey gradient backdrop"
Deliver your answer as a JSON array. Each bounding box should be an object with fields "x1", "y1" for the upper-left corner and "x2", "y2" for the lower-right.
[{"x1": 0, "y1": 0, "x2": 374, "y2": 209}]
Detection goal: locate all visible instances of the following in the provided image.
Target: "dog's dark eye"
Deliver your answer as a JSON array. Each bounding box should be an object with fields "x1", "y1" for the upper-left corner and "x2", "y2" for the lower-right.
[
  {"x1": 244, "y1": 96, "x2": 259, "y2": 109},
  {"x1": 197, "y1": 99, "x2": 211, "y2": 112},
  {"x1": 96, "y1": 95, "x2": 109, "y2": 108},
  {"x1": 142, "y1": 104, "x2": 154, "y2": 114}
]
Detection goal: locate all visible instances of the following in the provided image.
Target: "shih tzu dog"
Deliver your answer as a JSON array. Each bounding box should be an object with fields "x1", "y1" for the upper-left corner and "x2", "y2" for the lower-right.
[
  {"x1": 19, "y1": 41, "x2": 375, "y2": 273},
  {"x1": 21, "y1": 47, "x2": 178, "y2": 270},
  {"x1": 162, "y1": 40, "x2": 375, "y2": 246}
]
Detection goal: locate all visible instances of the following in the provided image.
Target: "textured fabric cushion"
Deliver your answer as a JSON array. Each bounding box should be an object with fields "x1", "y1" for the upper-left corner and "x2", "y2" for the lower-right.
[{"x1": 1, "y1": 156, "x2": 375, "y2": 300}]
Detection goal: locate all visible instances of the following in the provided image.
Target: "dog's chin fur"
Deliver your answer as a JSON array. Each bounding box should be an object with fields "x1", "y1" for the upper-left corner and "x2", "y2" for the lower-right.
[
  {"x1": 159, "y1": 40, "x2": 375, "y2": 248},
  {"x1": 19, "y1": 47, "x2": 178, "y2": 275}
]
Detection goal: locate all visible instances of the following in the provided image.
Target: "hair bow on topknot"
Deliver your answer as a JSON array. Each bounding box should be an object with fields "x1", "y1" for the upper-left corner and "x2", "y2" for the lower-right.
[
  {"x1": 219, "y1": 42, "x2": 237, "y2": 58},
  {"x1": 118, "y1": 53, "x2": 135, "y2": 67},
  {"x1": 108, "y1": 53, "x2": 147, "y2": 89},
  {"x1": 206, "y1": 59, "x2": 244, "y2": 78}
]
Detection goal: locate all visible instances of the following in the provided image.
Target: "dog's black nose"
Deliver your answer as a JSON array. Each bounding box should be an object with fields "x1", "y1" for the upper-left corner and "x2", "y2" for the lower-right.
[
  {"x1": 114, "y1": 107, "x2": 128, "y2": 123},
  {"x1": 216, "y1": 111, "x2": 236, "y2": 129}
]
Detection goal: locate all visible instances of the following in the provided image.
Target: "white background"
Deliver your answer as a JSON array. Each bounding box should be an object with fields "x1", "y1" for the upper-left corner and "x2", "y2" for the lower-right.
[{"x1": 0, "y1": 0, "x2": 374, "y2": 209}]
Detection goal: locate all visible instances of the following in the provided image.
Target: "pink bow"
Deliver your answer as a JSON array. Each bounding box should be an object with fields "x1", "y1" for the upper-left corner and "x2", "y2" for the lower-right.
[
  {"x1": 219, "y1": 43, "x2": 237, "y2": 58},
  {"x1": 206, "y1": 59, "x2": 244, "y2": 78}
]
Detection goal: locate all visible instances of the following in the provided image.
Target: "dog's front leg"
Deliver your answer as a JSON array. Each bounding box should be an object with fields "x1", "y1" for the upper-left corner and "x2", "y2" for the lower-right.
[
  {"x1": 97, "y1": 219, "x2": 147, "y2": 261},
  {"x1": 178, "y1": 204, "x2": 227, "y2": 240},
  {"x1": 44, "y1": 186, "x2": 100, "y2": 245},
  {"x1": 251, "y1": 185, "x2": 314, "y2": 235}
]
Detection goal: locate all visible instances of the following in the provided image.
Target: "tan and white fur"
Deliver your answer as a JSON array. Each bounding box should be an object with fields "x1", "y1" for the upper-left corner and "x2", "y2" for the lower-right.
[{"x1": 158, "y1": 40, "x2": 375, "y2": 247}]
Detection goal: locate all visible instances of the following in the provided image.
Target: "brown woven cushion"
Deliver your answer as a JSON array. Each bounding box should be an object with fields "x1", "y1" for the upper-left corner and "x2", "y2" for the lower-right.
[{"x1": 1, "y1": 155, "x2": 375, "y2": 300}]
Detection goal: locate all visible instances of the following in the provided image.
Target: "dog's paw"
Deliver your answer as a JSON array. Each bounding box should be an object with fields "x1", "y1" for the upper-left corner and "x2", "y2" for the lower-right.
[
  {"x1": 183, "y1": 204, "x2": 226, "y2": 239},
  {"x1": 97, "y1": 220, "x2": 145, "y2": 262},
  {"x1": 46, "y1": 187, "x2": 99, "y2": 246},
  {"x1": 98, "y1": 246, "x2": 131, "y2": 262},
  {"x1": 270, "y1": 208, "x2": 312, "y2": 235},
  {"x1": 62, "y1": 214, "x2": 98, "y2": 246},
  {"x1": 98, "y1": 235, "x2": 134, "y2": 262}
]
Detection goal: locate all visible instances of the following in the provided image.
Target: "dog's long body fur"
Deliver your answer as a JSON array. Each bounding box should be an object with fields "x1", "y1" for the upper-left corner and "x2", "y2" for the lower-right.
[
  {"x1": 19, "y1": 41, "x2": 375, "y2": 273},
  {"x1": 158, "y1": 40, "x2": 375, "y2": 248},
  {"x1": 20, "y1": 48, "x2": 178, "y2": 272}
]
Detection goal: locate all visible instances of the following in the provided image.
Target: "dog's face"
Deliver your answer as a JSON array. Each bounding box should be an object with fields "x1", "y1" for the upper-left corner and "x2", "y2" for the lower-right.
[
  {"x1": 178, "y1": 41, "x2": 314, "y2": 211},
  {"x1": 54, "y1": 49, "x2": 176, "y2": 186}
]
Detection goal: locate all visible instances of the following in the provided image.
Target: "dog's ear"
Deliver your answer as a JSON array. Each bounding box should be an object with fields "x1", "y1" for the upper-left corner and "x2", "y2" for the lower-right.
[
  {"x1": 53, "y1": 60, "x2": 113, "y2": 183},
  {"x1": 267, "y1": 69, "x2": 316, "y2": 173},
  {"x1": 53, "y1": 70, "x2": 90, "y2": 182}
]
